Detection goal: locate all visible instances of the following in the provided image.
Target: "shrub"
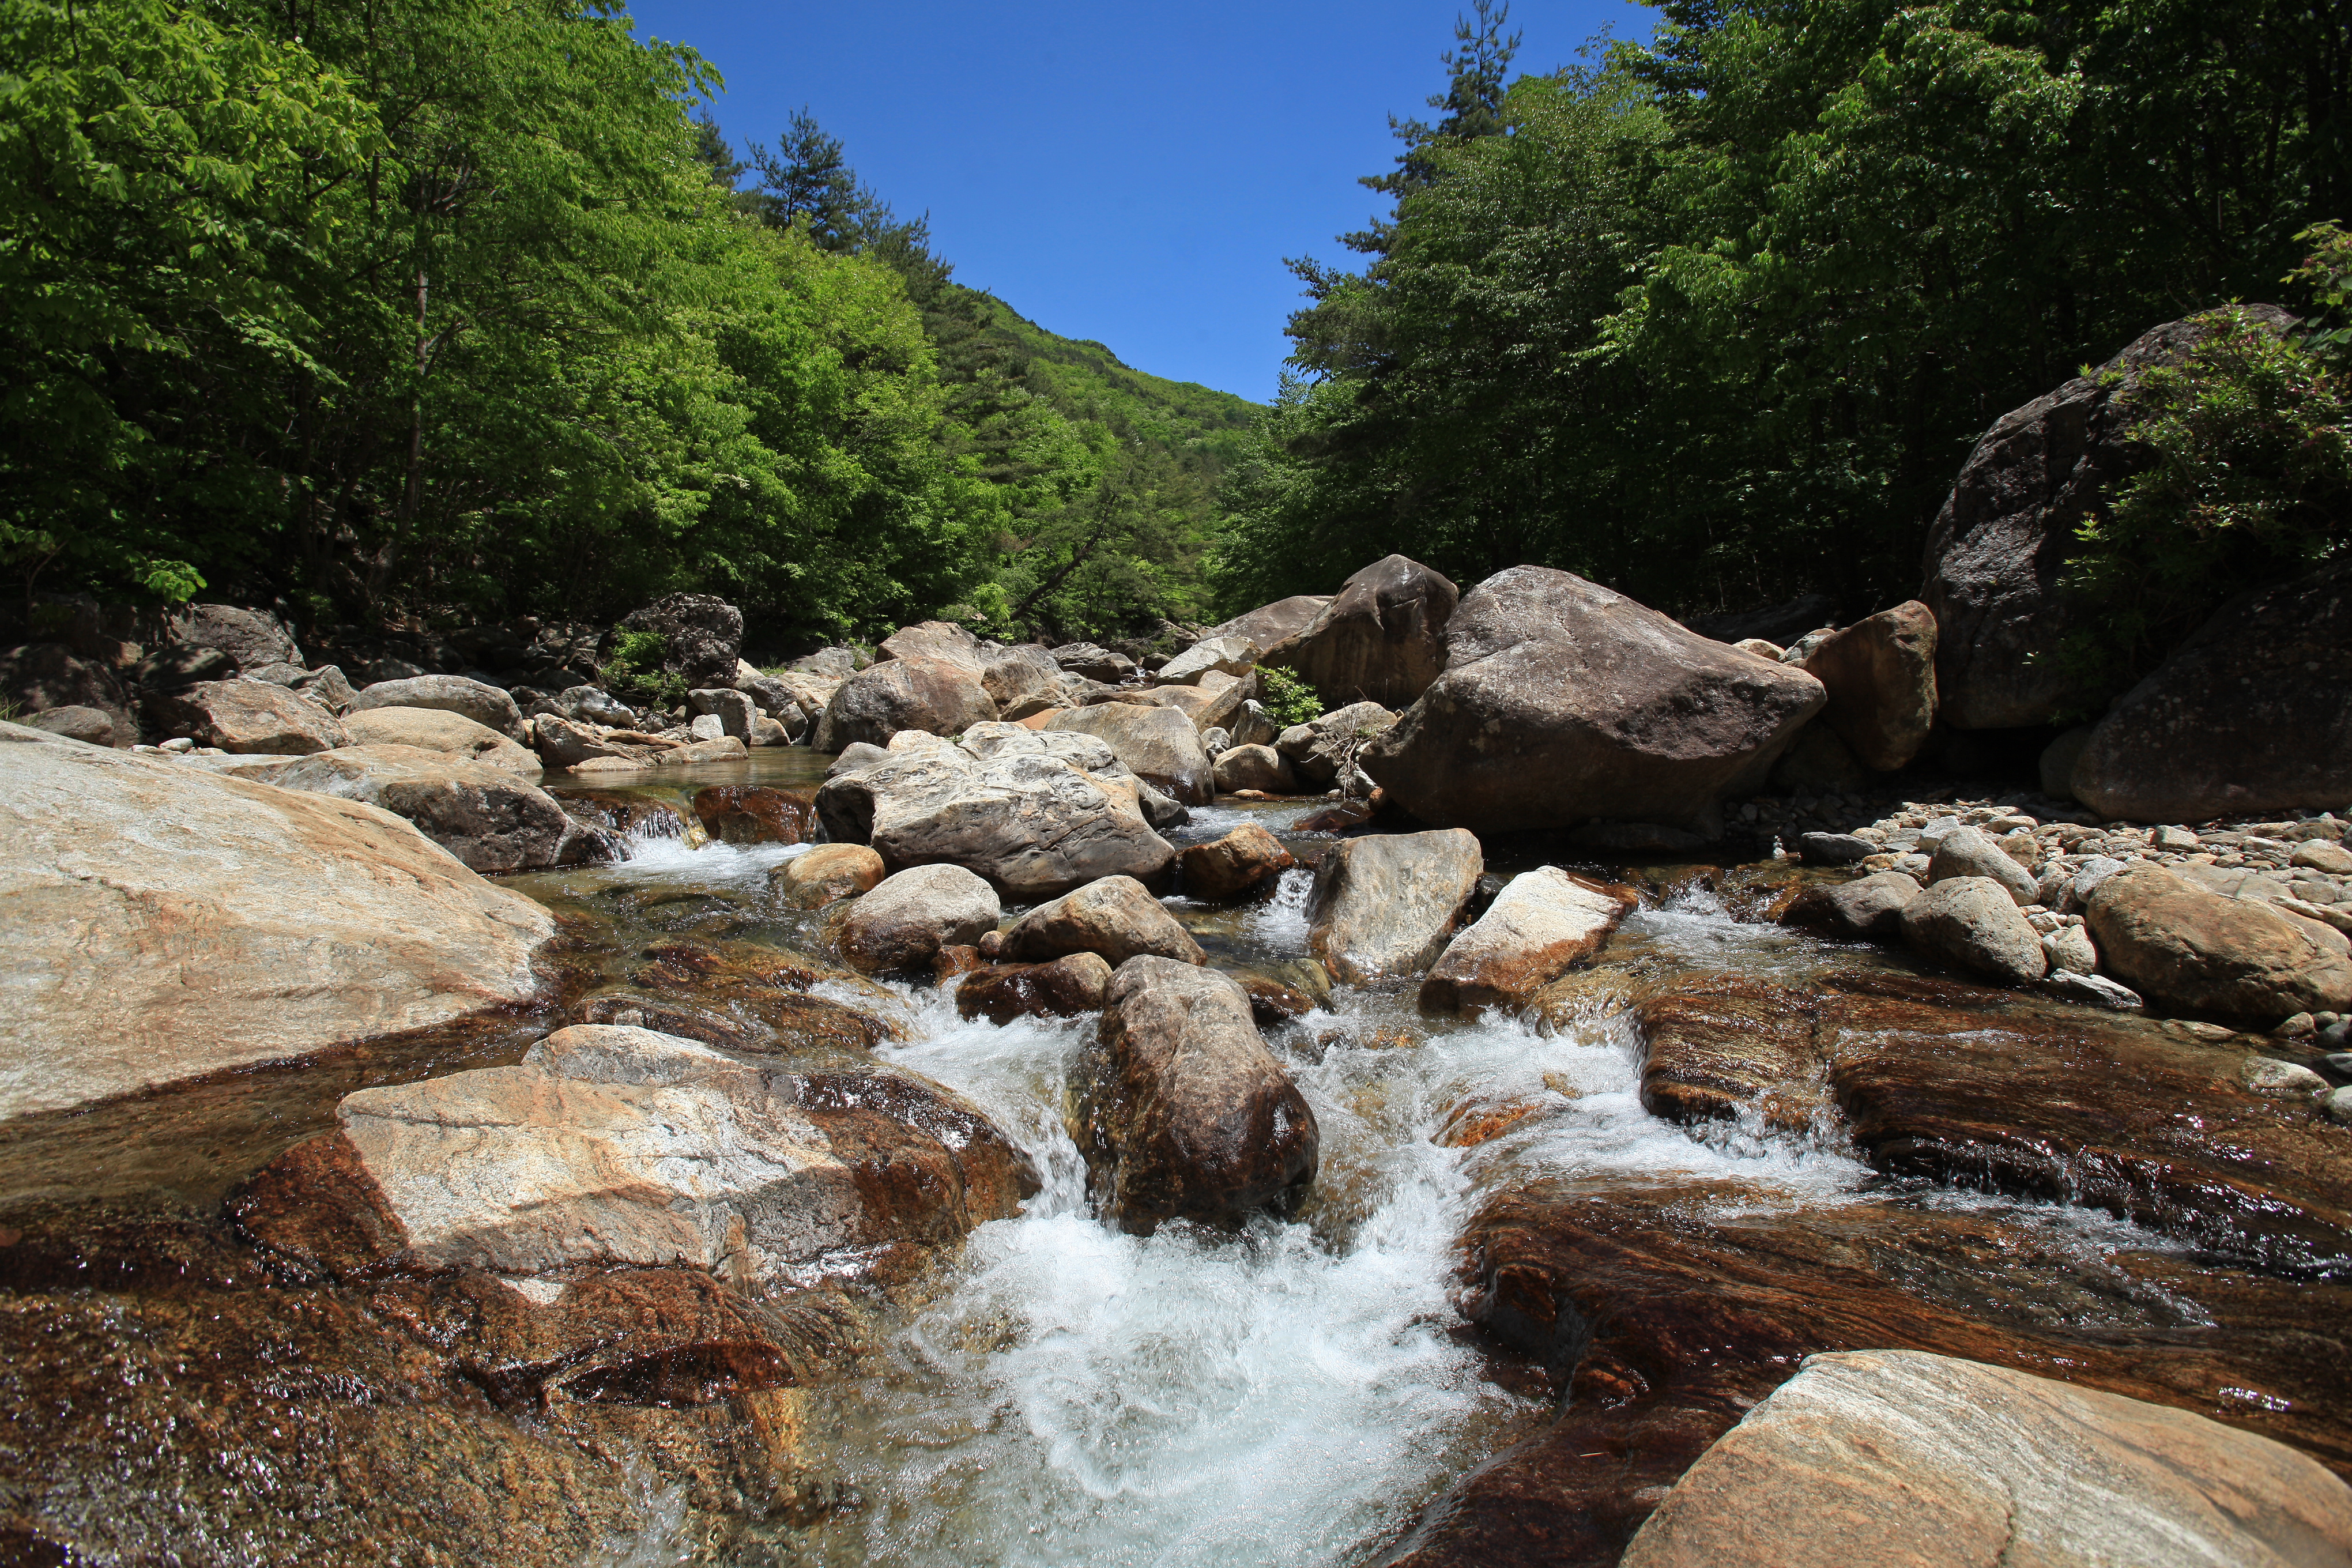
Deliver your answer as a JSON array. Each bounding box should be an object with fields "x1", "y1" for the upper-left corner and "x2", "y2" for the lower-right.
[
  {"x1": 600, "y1": 630, "x2": 685, "y2": 711},
  {"x1": 1258, "y1": 666, "x2": 1325, "y2": 728}
]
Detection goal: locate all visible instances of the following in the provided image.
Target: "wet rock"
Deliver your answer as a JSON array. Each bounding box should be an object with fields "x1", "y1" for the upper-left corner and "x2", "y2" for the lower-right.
[
  {"x1": 811, "y1": 657, "x2": 998, "y2": 751},
  {"x1": 1157, "y1": 634, "x2": 1261, "y2": 685},
  {"x1": 1213, "y1": 742, "x2": 1294, "y2": 794},
  {"x1": 216, "y1": 745, "x2": 591, "y2": 874},
  {"x1": 2041, "y1": 968, "x2": 2143, "y2": 1011},
  {"x1": 2071, "y1": 557, "x2": 2352, "y2": 821},
  {"x1": 235, "y1": 1024, "x2": 1035, "y2": 1283},
  {"x1": 771, "y1": 844, "x2": 886, "y2": 908},
  {"x1": 0, "y1": 722, "x2": 552, "y2": 1117},
  {"x1": 691, "y1": 785, "x2": 815, "y2": 846},
  {"x1": 837, "y1": 864, "x2": 1001, "y2": 974},
  {"x1": 1362, "y1": 567, "x2": 1826, "y2": 836},
  {"x1": 1900, "y1": 876, "x2": 2049, "y2": 985},
  {"x1": 1306, "y1": 828, "x2": 1484, "y2": 984},
  {"x1": 1618, "y1": 1350, "x2": 2352, "y2": 1568},
  {"x1": 351, "y1": 674, "x2": 525, "y2": 740},
  {"x1": 1924, "y1": 307, "x2": 2296, "y2": 730},
  {"x1": 1231, "y1": 972, "x2": 1318, "y2": 1024},
  {"x1": 146, "y1": 678, "x2": 349, "y2": 754},
  {"x1": 2087, "y1": 864, "x2": 2352, "y2": 1020},
  {"x1": 621, "y1": 938, "x2": 900, "y2": 1054},
  {"x1": 618, "y1": 593, "x2": 743, "y2": 690},
  {"x1": 1208, "y1": 593, "x2": 1331, "y2": 654},
  {"x1": 1004, "y1": 875, "x2": 1205, "y2": 967},
  {"x1": 1264, "y1": 554, "x2": 1457, "y2": 709},
  {"x1": 1420, "y1": 868, "x2": 1637, "y2": 1018},
  {"x1": 2241, "y1": 1055, "x2": 2330, "y2": 1098},
  {"x1": 1795, "y1": 600, "x2": 1938, "y2": 771},
  {"x1": 1044, "y1": 702, "x2": 1214, "y2": 805},
  {"x1": 25, "y1": 704, "x2": 114, "y2": 745},
  {"x1": 345, "y1": 704, "x2": 542, "y2": 778},
  {"x1": 1177, "y1": 823, "x2": 1295, "y2": 901},
  {"x1": 1073, "y1": 958, "x2": 1318, "y2": 1233},
  {"x1": 1927, "y1": 824, "x2": 2041, "y2": 906},
  {"x1": 0, "y1": 641, "x2": 135, "y2": 745},
  {"x1": 955, "y1": 952, "x2": 1114, "y2": 1022}
]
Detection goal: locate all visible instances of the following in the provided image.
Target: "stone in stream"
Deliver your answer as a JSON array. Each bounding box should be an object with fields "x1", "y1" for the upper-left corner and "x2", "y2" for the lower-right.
[
  {"x1": 811, "y1": 656, "x2": 999, "y2": 751},
  {"x1": 529, "y1": 713, "x2": 661, "y2": 772},
  {"x1": 145, "y1": 677, "x2": 350, "y2": 754},
  {"x1": 1826, "y1": 870, "x2": 1921, "y2": 938},
  {"x1": 1177, "y1": 822, "x2": 1296, "y2": 901},
  {"x1": 0, "y1": 722, "x2": 553, "y2": 1118},
  {"x1": 1618, "y1": 1349, "x2": 2352, "y2": 1568},
  {"x1": 836, "y1": 864, "x2": 1001, "y2": 974},
  {"x1": 1262, "y1": 554, "x2": 1458, "y2": 710},
  {"x1": 621, "y1": 937, "x2": 903, "y2": 1054},
  {"x1": 1420, "y1": 868, "x2": 1638, "y2": 1018},
  {"x1": 1001, "y1": 875, "x2": 1205, "y2": 968},
  {"x1": 1899, "y1": 876, "x2": 2049, "y2": 986},
  {"x1": 2041, "y1": 968, "x2": 2144, "y2": 1011},
  {"x1": 208, "y1": 744, "x2": 597, "y2": 874},
  {"x1": 956, "y1": 952, "x2": 1115, "y2": 1022},
  {"x1": 1045, "y1": 701, "x2": 1216, "y2": 804},
  {"x1": 1212, "y1": 742, "x2": 1295, "y2": 795},
  {"x1": 770, "y1": 843, "x2": 887, "y2": 907},
  {"x1": 235, "y1": 1024, "x2": 1036, "y2": 1283},
  {"x1": 350, "y1": 674, "x2": 526, "y2": 740},
  {"x1": 1073, "y1": 958, "x2": 1318, "y2": 1233},
  {"x1": 691, "y1": 784, "x2": 816, "y2": 845},
  {"x1": 344, "y1": 704, "x2": 542, "y2": 778},
  {"x1": 1926, "y1": 824, "x2": 2041, "y2": 906},
  {"x1": 2087, "y1": 864, "x2": 2352, "y2": 1021},
  {"x1": 1793, "y1": 599, "x2": 1939, "y2": 772},
  {"x1": 1306, "y1": 828, "x2": 1484, "y2": 984},
  {"x1": 1360, "y1": 566, "x2": 1826, "y2": 836}
]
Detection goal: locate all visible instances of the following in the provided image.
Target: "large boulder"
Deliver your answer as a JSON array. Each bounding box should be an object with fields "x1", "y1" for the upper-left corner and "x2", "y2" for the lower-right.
[
  {"x1": 1156, "y1": 635, "x2": 1260, "y2": 686},
  {"x1": 350, "y1": 674, "x2": 524, "y2": 740},
  {"x1": 235, "y1": 1024, "x2": 1036, "y2": 1284},
  {"x1": 1619, "y1": 1348, "x2": 2352, "y2": 1568},
  {"x1": 685, "y1": 687, "x2": 755, "y2": 740},
  {"x1": 1420, "y1": 868, "x2": 1637, "y2": 1017},
  {"x1": 1178, "y1": 823, "x2": 1296, "y2": 901},
  {"x1": 1074, "y1": 958, "x2": 1318, "y2": 1233},
  {"x1": 977, "y1": 644, "x2": 1061, "y2": 710},
  {"x1": 1265, "y1": 555, "x2": 1457, "y2": 709},
  {"x1": 1923, "y1": 305, "x2": 2297, "y2": 730},
  {"x1": 1209, "y1": 594, "x2": 1331, "y2": 654},
  {"x1": 1306, "y1": 828, "x2": 1484, "y2": 985},
  {"x1": 1899, "y1": 876, "x2": 2050, "y2": 986},
  {"x1": 876, "y1": 619, "x2": 983, "y2": 669},
  {"x1": 617, "y1": 593, "x2": 743, "y2": 690},
  {"x1": 1361, "y1": 567, "x2": 1827, "y2": 835},
  {"x1": 815, "y1": 728, "x2": 1175, "y2": 899},
  {"x1": 1002, "y1": 875, "x2": 1205, "y2": 968},
  {"x1": 1795, "y1": 600, "x2": 1938, "y2": 771},
  {"x1": 737, "y1": 670, "x2": 832, "y2": 735},
  {"x1": 145, "y1": 679, "x2": 349, "y2": 755},
  {"x1": 0, "y1": 642, "x2": 134, "y2": 746},
  {"x1": 2086, "y1": 864, "x2": 2352, "y2": 1020},
  {"x1": 1275, "y1": 699, "x2": 1396, "y2": 790},
  {"x1": 343, "y1": 704, "x2": 541, "y2": 778},
  {"x1": 836, "y1": 864, "x2": 1001, "y2": 973},
  {"x1": 811, "y1": 657, "x2": 998, "y2": 751},
  {"x1": 163, "y1": 602, "x2": 303, "y2": 672},
  {"x1": 1044, "y1": 702, "x2": 1213, "y2": 805},
  {"x1": 2070, "y1": 557, "x2": 2352, "y2": 821},
  {"x1": 0, "y1": 723, "x2": 552, "y2": 1118},
  {"x1": 1212, "y1": 743, "x2": 1294, "y2": 794},
  {"x1": 215, "y1": 745, "x2": 591, "y2": 874}
]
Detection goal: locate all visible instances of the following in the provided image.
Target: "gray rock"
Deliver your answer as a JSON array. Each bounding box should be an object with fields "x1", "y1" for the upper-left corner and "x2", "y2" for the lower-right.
[
  {"x1": 1156, "y1": 635, "x2": 1261, "y2": 686},
  {"x1": 617, "y1": 593, "x2": 742, "y2": 690},
  {"x1": 1002, "y1": 875, "x2": 1205, "y2": 968},
  {"x1": 350, "y1": 674, "x2": 525, "y2": 740},
  {"x1": 1825, "y1": 871, "x2": 1921, "y2": 938},
  {"x1": 1199, "y1": 726, "x2": 1231, "y2": 757},
  {"x1": 27, "y1": 705, "x2": 114, "y2": 745},
  {"x1": 978, "y1": 643, "x2": 1062, "y2": 710},
  {"x1": 837, "y1": 864, "x2": 1001, "y2": 973},
  {"x1": 2327, "y1": 1085, "x2": 2352, "y2": 1125},
  {"x1": 1230, "y1": 699, "x2": 1278, "y2": 749},
  {"x1": 1044, "y1": 702, "x2": 1214, "y2": 805},
  {"x1": 1306, "y1": 828, "x2": 1484, "y2": 984},
  {"x1": 813, "y1": 656, "x2": 999, "y2": 751},
  {"x1": 687, "y1": 687, "x2": 755, "y2": 740},
  {"x1": 145, "y1": 679, "x2": 349, "y2": 755},
  {"x1": 1264, "y1": 554, "x2": 1457, "y2": 710},
  {"x1": 555, "y1": 684, "x2": 636, "y2": 726},
  {"x1": 1899, "y1": 876, "x2": 2051, "y2": 986},
  {"x1": 2042, "y1": 924, "x2": 2099, "y2": 975},
  {"x1": 1799, "y1": 831, "x2": 1877, "y2": 865},
  {"x1": 1273, "y1": 700, "x2": 1396, "y2": 790},
  {"x1": 221, "y1": 745, "x2": 591, "y2": 873},
  {"x1": 2041, "y1": 969, "x2": 2144, "y2": 1011},
  {"x1": 2072, "y1": 855, "x2": 2129, "y2": 903},
  {"x1": 163, "y1": 602, "x2": 303, "y2": 672},
  {"x1": 1213, "y1": 743, "x2": 1294, "y2": 794},
  {"x1": 688, "y1": 712, "x2": 726, "y2": 742},
  {"x1": 1049, "y1": 643, "x2": 1137, "y2": 683},
  {"x1": 1928, "y1": 825, "x2": 2041, "y2": 906},
  {"x1": 789, "y1": 645, "x2": 861, "y2": 680}
]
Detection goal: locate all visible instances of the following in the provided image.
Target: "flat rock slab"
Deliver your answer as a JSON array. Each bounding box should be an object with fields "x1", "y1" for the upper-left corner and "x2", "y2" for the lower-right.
[{"x1": 0, "y1": 723, "x2": 552, "y2": 1119}]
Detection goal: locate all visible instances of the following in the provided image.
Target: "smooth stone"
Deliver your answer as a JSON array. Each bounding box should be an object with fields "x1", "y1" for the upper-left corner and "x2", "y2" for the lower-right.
[
  {"x1": 1795, "y1": 599, "x2": 1939, "y2": 772},
  {"x1": 769, "y1": 844, "x2": 885, "y2": 908},
  {"x1": 144, "y1": 679, "x2": 349, "y2": 755},
  {"x1": 1797, "y1": 831, "x2": 1876, "y2": 865},
  {"x1": 1262, "y1": 553, "x2": 1456, "y2": 710},
  {"x1": 2087, "y1": 864, "x2": 2352, "y2": 1020},
  {"x1": 1176, "y1": 823, "x2": 1296, "y2": 901},
  {"x1": 1002, "y1": 875, "x2": 1205, "y2": 968},
  {"x1": 836, "y1": 864, "x2": 1001, "y2": 974},
  {"x1": 1928, "y1": 825, "x2": 2041, "y2": 906},
  {"x1": 350, "y1": 674, "x2": 525, "y2": 740},
  {"x1": 345, "y1": 705, "x2": 543, "y2": 778},
  {"x1": 812, "y1": 656, "x2": 998, "y2": 751},
  {"x1": 2042, "y1": 969, "x2": 2144, "y2": 1011},
  {"x1": 1306, "y1": 828, "x2": 1484, "y2": 985},
  {"x1": 955, "y1": 952, "x2": 1114, "y2": 1023},
  {"x1": 1420, "y1": 868, "x2": 1637, "y2": 1018},
  {"x1": 1043, "y1": 702, "x2": 1214, "y2": 805},
  {"x1": 1899, "y1": 876, "x2": 2050, "y2": 986},
  {"x1": 2241, "y1": 1056, "x2": 2330, "y2": 1098}
]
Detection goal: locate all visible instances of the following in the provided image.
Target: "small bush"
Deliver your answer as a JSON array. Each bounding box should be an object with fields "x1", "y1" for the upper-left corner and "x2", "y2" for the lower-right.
[
  {"x1": 600, "y1": 630, "x2": 685, "y2": 711},
  {"x1": 1258, "y1": 665, "x2": 1324, "y2": 728}
]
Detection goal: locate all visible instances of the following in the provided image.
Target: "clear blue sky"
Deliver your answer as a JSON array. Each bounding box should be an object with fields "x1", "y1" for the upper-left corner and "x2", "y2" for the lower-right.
[{"x1": 624, "y1": 1, "x2": 1654, "y2": 403}]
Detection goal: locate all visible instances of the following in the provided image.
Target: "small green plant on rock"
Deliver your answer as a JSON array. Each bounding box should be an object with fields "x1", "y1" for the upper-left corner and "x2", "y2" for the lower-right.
[
  {"x1": 1258, "y1": 666, "x2": 1324, "y2": 729},
  {"x1": 600, "y1": 630, "x2": 685, "y2": 712}
]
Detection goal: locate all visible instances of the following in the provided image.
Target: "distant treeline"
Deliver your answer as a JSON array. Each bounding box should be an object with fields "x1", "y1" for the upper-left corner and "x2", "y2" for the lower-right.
[
  {"x1": 3, "y1": 0, "x2": 1253, "y2": 647},
  {"x1": 1216, "y1": 0, "x2": 2352, "y2": 627}
]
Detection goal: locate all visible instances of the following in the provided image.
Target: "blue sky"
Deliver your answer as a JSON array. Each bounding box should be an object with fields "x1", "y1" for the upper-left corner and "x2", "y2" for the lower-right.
[{"x1": 625, "y1": 1, "x2": 1653, "y2": 402}]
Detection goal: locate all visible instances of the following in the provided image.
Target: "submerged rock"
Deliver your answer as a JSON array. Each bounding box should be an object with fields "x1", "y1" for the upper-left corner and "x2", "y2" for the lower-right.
[
  {"x1": 1420, "y1": 868, "x2": 1637, "y2": 1018},
  {"x1": 691, "y1": 784, "x2": 815, "y2": 846},
  {"x1": 1306, "y1": 828, "x2": 1484, "y2": 984}
]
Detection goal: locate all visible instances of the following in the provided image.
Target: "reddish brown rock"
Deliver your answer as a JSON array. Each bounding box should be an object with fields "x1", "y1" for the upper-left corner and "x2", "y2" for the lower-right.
[
  {"x1": 956, "y1": 952, "x2": 1115, "y2": 1022},
  {"x1": 1797, "y1": 600, "x2": 1939, "y2": 772},
  {"x1": 2087, "y1": 864, "x2": 2352, "y2": 1020},
  {"x1": 770, "y1": 843, "x2": 887, "y2": 907},
  {"x1": 1420, "y1": 868, "x2": 1637, "y2": 1017},
  {"x1": 692, "y1": 784, "x2": 816, "y2": 845},
  {"x1": 1177, "y1": 823, "x2": 1296, "y2": 900}
]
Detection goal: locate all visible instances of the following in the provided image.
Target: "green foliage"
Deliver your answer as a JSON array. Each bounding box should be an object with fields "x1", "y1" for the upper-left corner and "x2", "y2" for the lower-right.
[
  {"x1": 1257, "y1": 665, "x2": 1324, "y2": 728},
  {"x1": 599, "y1": 629, "x2": 684, "y2": 710},
  {"x1": 2057, "y1": 310, "x2": 2352, "y2": 697},
  {"x1": 2287, "y1": 221, "x2": 2352, "y2": 365}
]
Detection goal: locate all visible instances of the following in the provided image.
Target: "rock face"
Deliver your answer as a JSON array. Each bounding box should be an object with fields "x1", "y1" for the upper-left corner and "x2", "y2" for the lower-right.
[
  {"x1": 816, "y1": 728, "x2": 1175, "y2": 899},
  {"x1": 1002, "y1": 875, "x2": 1205, "y2": 968},
  {"x1": 1796, "y1": 600, "x2": 1938, "y2": 771},
  {"x1": 1266, "y1": 555, "x2": 1457, "y2": 709},
  {"x1": 1177, "y1": 823, "x2": 1295, "y2": 900},
  {"x1": 1045, "y1": 702, "x2": 1214, "y2": 805},
  {"x1": 0, "y1": 642, "x2": 134, "y2": 745},
  {"x1": 1074, "y1": 958, "x2": 1318, "y2": 1233},
  {"x1": 836, "y1": 863, "x2": 1001, "y2": 973},
  {"x1": 1420, "y1": 868, "x2": 1637, "y2": 1017},
  {"x1": 1212, "y1": 742, "x2": 1294, "y2": 794},
  {"x1": 350, "y1": 674, "x2": 524, "y2": 739},
  {"x1": 812, "y1": 657, "x2": 998, "y2": 751},
  {"x1": 236, "y1": 1024, "x2": 1036, "y2": 1283},
  {"x1": 0, "y1": 723, "x2": 552, "y2": 1118},
  {"x1": 219, "y1": 745, "x2": 590, "y2": 874},
  {"x1": 1209, "y1": 594, "x2": 1331, "y2": 654},
  {"x1": 1362, "y1": 567, "x2": 1826, "y2": 835},
  {"x1": 146, "y1": 679, "x2": 349, "y2": 754},
  {"x1": 1900, "y1": 877, "x2": 2050, "y2": 986},
  {"x1": 2087, "y1": 864, "x2": 2352, "y2": 1020},
  {"x1": 1923, "y1": 305, "x2": 2297, "y2": 730},
  {"x1": 956, "y1": 952, "x2": 1114, "y2": 1023},
  {"x1": 2071, "y1": 557, "x2": 2352, "y2": 821},
  {"x1": 1306, "y1": 828, "x2": 1484, "y2": 984},
  {"x1": 342, "y1": 705, "x2": 542, "y2": 778},
  {"x1": 770, "y1": 843, "x2": 885, "y2": 907},
  {"x1": 1620, "y1": 1349, "x2": 2352, "y2": 1568},
  {"x1": 618, "y1": 593, "x2": 743, "y2": 690}
]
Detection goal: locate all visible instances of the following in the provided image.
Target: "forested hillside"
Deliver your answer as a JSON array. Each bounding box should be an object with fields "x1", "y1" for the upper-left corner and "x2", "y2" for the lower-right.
[
  {"x1": 1218, "y1": 0, "x2": 2352, "y2": 645},
  {"x1": 1, "y1": 0, "x2": 1250, "y2": 651}
]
